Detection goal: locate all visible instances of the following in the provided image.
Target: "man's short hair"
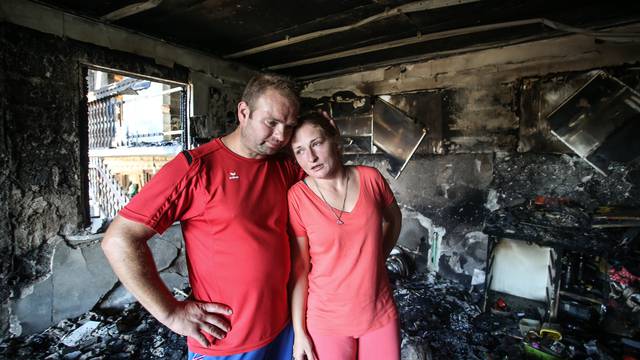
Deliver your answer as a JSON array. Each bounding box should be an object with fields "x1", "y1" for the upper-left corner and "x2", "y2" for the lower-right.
[{"x1": 242, "y1": 73, "x2": 300, "y2": 112}]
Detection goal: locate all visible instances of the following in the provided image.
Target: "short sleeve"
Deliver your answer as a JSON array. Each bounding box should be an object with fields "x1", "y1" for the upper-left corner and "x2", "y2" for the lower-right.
[
  {"x1": 119, "y1": 152, "x2": 206, "y2": 234},
  {"x1": 373, "y1": 168, "x2": 396, "y2": 207},
  {"x1": 287, "y1": 185, "x2": 308, "y2": 237}
]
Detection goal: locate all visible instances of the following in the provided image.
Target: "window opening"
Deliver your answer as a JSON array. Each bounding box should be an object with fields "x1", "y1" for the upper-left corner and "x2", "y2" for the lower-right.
[{"x1": 85, "y1": 68, "x2": 188, "y2": 221}]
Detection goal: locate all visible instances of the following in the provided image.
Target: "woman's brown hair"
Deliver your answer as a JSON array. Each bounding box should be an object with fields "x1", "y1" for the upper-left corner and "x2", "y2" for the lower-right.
[
  {"x1": 293, "y1": 111, "x2": 339, "y2": 139},
  {"x1": 292, "y1": 111, "x2": 342, "y2": 158}
]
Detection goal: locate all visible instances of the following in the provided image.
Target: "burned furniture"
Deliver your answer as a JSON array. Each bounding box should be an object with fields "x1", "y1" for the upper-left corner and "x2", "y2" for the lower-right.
[
  {"x1": 317, "y1": 93, "x2": 427, "y2": 178},
  {"x1": 547, "y1": 70, "x2": 640, "y2": 176},
  {"x1": 484, "y1": 197, "x2": 640, "y2": 358}
]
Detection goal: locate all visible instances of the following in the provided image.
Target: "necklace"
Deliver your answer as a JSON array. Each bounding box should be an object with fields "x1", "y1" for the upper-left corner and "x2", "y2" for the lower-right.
[{"x1": 311, "y1": 171, "x2": 350, "y2": 225}]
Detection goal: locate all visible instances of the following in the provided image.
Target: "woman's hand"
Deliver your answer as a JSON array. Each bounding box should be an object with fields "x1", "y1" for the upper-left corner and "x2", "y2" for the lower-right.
[{"x1": 293, "y1": 332, "x2": 317, "y2": 360}]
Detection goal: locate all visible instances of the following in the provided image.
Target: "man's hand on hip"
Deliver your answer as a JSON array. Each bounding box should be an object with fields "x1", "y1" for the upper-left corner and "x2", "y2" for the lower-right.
[{"x1": 164, "y1": 300, "x2": 233, "y2": 347}]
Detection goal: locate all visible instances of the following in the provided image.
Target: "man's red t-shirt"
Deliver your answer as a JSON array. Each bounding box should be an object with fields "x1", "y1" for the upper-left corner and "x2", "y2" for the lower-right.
[{"x1": 119, "y1": 138, "x2": 301, "y2": 356}]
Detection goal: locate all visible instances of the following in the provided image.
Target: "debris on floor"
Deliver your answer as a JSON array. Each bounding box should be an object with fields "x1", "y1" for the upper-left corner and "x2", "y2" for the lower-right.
[
  {"x1": 0, "y1": 302, "x2": 187, "y2": 360},
  {"x1": 1, "y1": 261, "x2": 638, "y2": 359},
  {"x1": 394, "y1": 271, "x2": 523, "y2": 360}
]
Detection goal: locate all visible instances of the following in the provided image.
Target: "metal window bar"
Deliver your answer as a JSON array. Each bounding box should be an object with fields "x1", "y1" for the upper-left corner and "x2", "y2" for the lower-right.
[{"x1": 88, "y1": 157, "x2": 130, "y2": 218}]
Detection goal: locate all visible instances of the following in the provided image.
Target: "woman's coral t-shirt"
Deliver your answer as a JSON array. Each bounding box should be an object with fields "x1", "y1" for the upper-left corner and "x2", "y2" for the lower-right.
[{"x1": 287, "y1": 166, "x2": 398, "y2": 337}]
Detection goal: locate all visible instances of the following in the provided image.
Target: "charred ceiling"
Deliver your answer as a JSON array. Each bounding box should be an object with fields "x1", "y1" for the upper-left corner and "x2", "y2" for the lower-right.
[{"x1": 34, "y1": 0, "x2": 640, "y2": 79}]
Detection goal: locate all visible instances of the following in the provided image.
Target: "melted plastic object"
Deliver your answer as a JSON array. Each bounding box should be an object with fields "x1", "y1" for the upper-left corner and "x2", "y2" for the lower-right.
[{"x1": 386, "y1": 247, "x2": 412, "y2": 280}]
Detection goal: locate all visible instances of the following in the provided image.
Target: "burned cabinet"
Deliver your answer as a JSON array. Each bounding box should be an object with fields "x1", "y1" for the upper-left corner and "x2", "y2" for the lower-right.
[
  {"x1": 483, "y1": 235, "x2": 614, "y2": 359},
  {"x1": 557, "y1": 252, "x2": 608, "y2": 328},
  {"x1": 323, "y1": 93, "x2": 427, "y2": 178},
  {"x1": 480, "y1": 195, "x2": 639, "y2": 359},
  {"x1": 484, "y1": 237, "x2": 608, "y2": 323},
  {"x1": 329, "y1": 96, "x2": 374, "y2": 155},
  {"x1": 546, "y1": 71, "x2": 640, "y2": 175},
  {"x1": 373, "y1": 98, "x2": 427, "y2": 178}
]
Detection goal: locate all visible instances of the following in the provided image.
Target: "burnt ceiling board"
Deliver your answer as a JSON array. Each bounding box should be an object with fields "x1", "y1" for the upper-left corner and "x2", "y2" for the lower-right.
[{"x1": 34, "y1": 0, "x2": 640, "y2": 79}]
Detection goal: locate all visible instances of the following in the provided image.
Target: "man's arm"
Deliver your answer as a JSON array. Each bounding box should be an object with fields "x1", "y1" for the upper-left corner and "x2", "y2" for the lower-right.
[{"x1": 101, "y1": 215, "x2": 232, "y2": 347}]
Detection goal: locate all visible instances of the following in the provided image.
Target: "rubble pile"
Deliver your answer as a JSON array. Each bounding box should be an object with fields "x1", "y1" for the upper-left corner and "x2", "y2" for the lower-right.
[
  {"x1": 483, "y1": 200, "x2": 622, "y2": 252},
  {"x1": 394, "y1": 272, "x2": 523, "y2": 359},
  {"x1": 0, "y1": 303, "x2": 187, "y2": 360},
  {"x1": 1, "y1": 270, "x2": 638, "y2": 359},
  {"x1": 4, "y1": 273, "x2": 505, "y2": 359},
  {"x1": 1, "y1": 272, "x2": 523, "y2": 359},
  {"x1": 492, "y1": 155, "x2": 640, "y2": 210}
]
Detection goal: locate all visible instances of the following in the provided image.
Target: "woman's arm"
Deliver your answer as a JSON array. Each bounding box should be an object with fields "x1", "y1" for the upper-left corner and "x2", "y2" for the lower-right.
[
  {"x1": 382, "y1": 200, "x2": 402, "y2": 259},
  {"x1": 290, "y1": 234, "x2": 317, "y2": 360}
]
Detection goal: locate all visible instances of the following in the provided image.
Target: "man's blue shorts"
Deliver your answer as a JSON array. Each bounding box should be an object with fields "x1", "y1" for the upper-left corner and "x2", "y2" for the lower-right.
[{"x1": 188, "y1": 323, "x2": 293, "y2": 360}]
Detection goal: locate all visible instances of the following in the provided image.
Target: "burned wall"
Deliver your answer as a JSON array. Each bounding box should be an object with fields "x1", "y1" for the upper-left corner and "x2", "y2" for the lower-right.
[
  {"x1": 0, "y1": 23, "x2": 194, "y2": 338},
  {"x1": 190, "y1": 70, "x2": 244, "y2": 143},
  {"x1": 312, "y1": 89, "x2": 501, "y2": 285},
  {"x1": 344, "y1": 153, "x2": 493, "y2": 286},
  {"x1": 305, "y1": 64, "x2": 640, "y2": 288},
  {"x1": 0, "y1": 22, "x2": 12, "y2": 339}
]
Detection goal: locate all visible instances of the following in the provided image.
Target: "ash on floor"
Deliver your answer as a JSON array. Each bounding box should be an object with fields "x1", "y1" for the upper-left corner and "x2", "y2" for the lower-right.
[
  {"x1": 0, "y1": 302, "x2": 187, "y2": 360},
  {"x1": 395, "y1": 272, "x2": 524, "y2": 360},
  {"x1": 2, "y1": 274, "x2": 505, "y2": 360},
  {"x1": 2, "y1": 272, "x2": 635, "y2": 359}
]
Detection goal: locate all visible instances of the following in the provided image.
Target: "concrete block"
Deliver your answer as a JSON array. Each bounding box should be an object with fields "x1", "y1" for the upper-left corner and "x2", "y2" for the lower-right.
[
  {"x1": 171, "y1": 250, "x2": 189, "y2": 277},
  {"x1": 159, "y1": 272, "x2": 189, "y2": 294},
  {"x1": 98, "y1": 271, "x2": 188, "y2": 310},
  {"x1": 11, "y1": 277, "x2": 53, "y2": 335},
  {"x1": 51, "y1": 243, "x2": 116, "y2": 324},
  {"x1": 97, "y1": 284, "x2": 135, "y2": 310},
  {"x1": 11, "y1": 241, "x2": 118, "y2": 335},
  {"x1": 148, "y1": 234, "x2": 179, "y2": 272},
  {"x1": 160, "y1": 224, "x2": 184, "y2": 250}
]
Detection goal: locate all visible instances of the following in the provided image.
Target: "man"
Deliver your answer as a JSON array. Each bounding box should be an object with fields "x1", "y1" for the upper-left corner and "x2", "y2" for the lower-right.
[{"x1": 102, "y1": 73, "x2": 302, "y2": 359}]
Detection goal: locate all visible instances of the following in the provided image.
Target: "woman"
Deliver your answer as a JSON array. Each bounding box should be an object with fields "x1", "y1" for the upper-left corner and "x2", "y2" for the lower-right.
[{"x1": 287, "y1": 112, "x2": 402, "y2": 360}]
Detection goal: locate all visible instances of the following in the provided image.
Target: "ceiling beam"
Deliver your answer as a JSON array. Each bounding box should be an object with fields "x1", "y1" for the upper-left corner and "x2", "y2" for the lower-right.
[
  {"x1": 267, "y1": 18, "x2": 640, "y2": 71},
  {"x1": 300, "y1": 23, "x2": 640, "y2": 98},
  {"x1": 267, "y1": 18, "x2": 545, "y2": 70},
  {"x1": 224, "y1": 0, "x2": 483, "y2": 59},
  {"x1": 101, "y1": 0, "x2": 162, "y2": 22}
]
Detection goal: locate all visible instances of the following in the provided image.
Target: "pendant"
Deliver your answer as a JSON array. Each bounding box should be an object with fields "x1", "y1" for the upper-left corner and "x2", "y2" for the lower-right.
[{"x1": 336, "y1": 219, "x2": 344, "y2": 225}]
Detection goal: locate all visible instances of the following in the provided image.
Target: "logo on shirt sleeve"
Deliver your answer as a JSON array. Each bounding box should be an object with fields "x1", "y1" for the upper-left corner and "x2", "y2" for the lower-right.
[{"x1": 228, "y1": 171, "x2": 240, "y2": 181}]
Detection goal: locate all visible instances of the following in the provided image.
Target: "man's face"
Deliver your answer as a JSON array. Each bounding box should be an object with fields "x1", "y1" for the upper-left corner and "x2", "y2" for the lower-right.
[{"x1": 238, "y1": 89, "x2": 298, "y2": 158}]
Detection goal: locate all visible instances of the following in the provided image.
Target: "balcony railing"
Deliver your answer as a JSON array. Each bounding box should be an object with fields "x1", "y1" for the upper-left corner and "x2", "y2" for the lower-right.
[{"x1": 88, "y1": 157, "x2": 130, "y2": 218}]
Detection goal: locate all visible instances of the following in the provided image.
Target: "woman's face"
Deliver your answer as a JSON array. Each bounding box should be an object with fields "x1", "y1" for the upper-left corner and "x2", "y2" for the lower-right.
[{"x1": 291, "y1": 123, "x2": 340, "y2": 179}]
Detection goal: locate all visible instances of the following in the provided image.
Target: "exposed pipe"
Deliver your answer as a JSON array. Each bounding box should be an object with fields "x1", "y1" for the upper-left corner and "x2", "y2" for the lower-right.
[
  {"x1": 101, "y1": 0, "x2": 163, "y2": 22},
  {"x1": 223, "y1": 0, "x2": 483, "y2": 59},
  {"x1": 542, "y1": 18, "x2": 640, "y2": 42}
]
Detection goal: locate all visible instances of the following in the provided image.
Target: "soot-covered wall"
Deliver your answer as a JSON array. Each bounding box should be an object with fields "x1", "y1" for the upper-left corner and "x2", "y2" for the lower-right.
[
  {"x1": 0, "y1": 23, "x2": 193, "y2": 337},
  {"x1": 304, "y1": 66, "x2": 640, "y2": 287}
]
